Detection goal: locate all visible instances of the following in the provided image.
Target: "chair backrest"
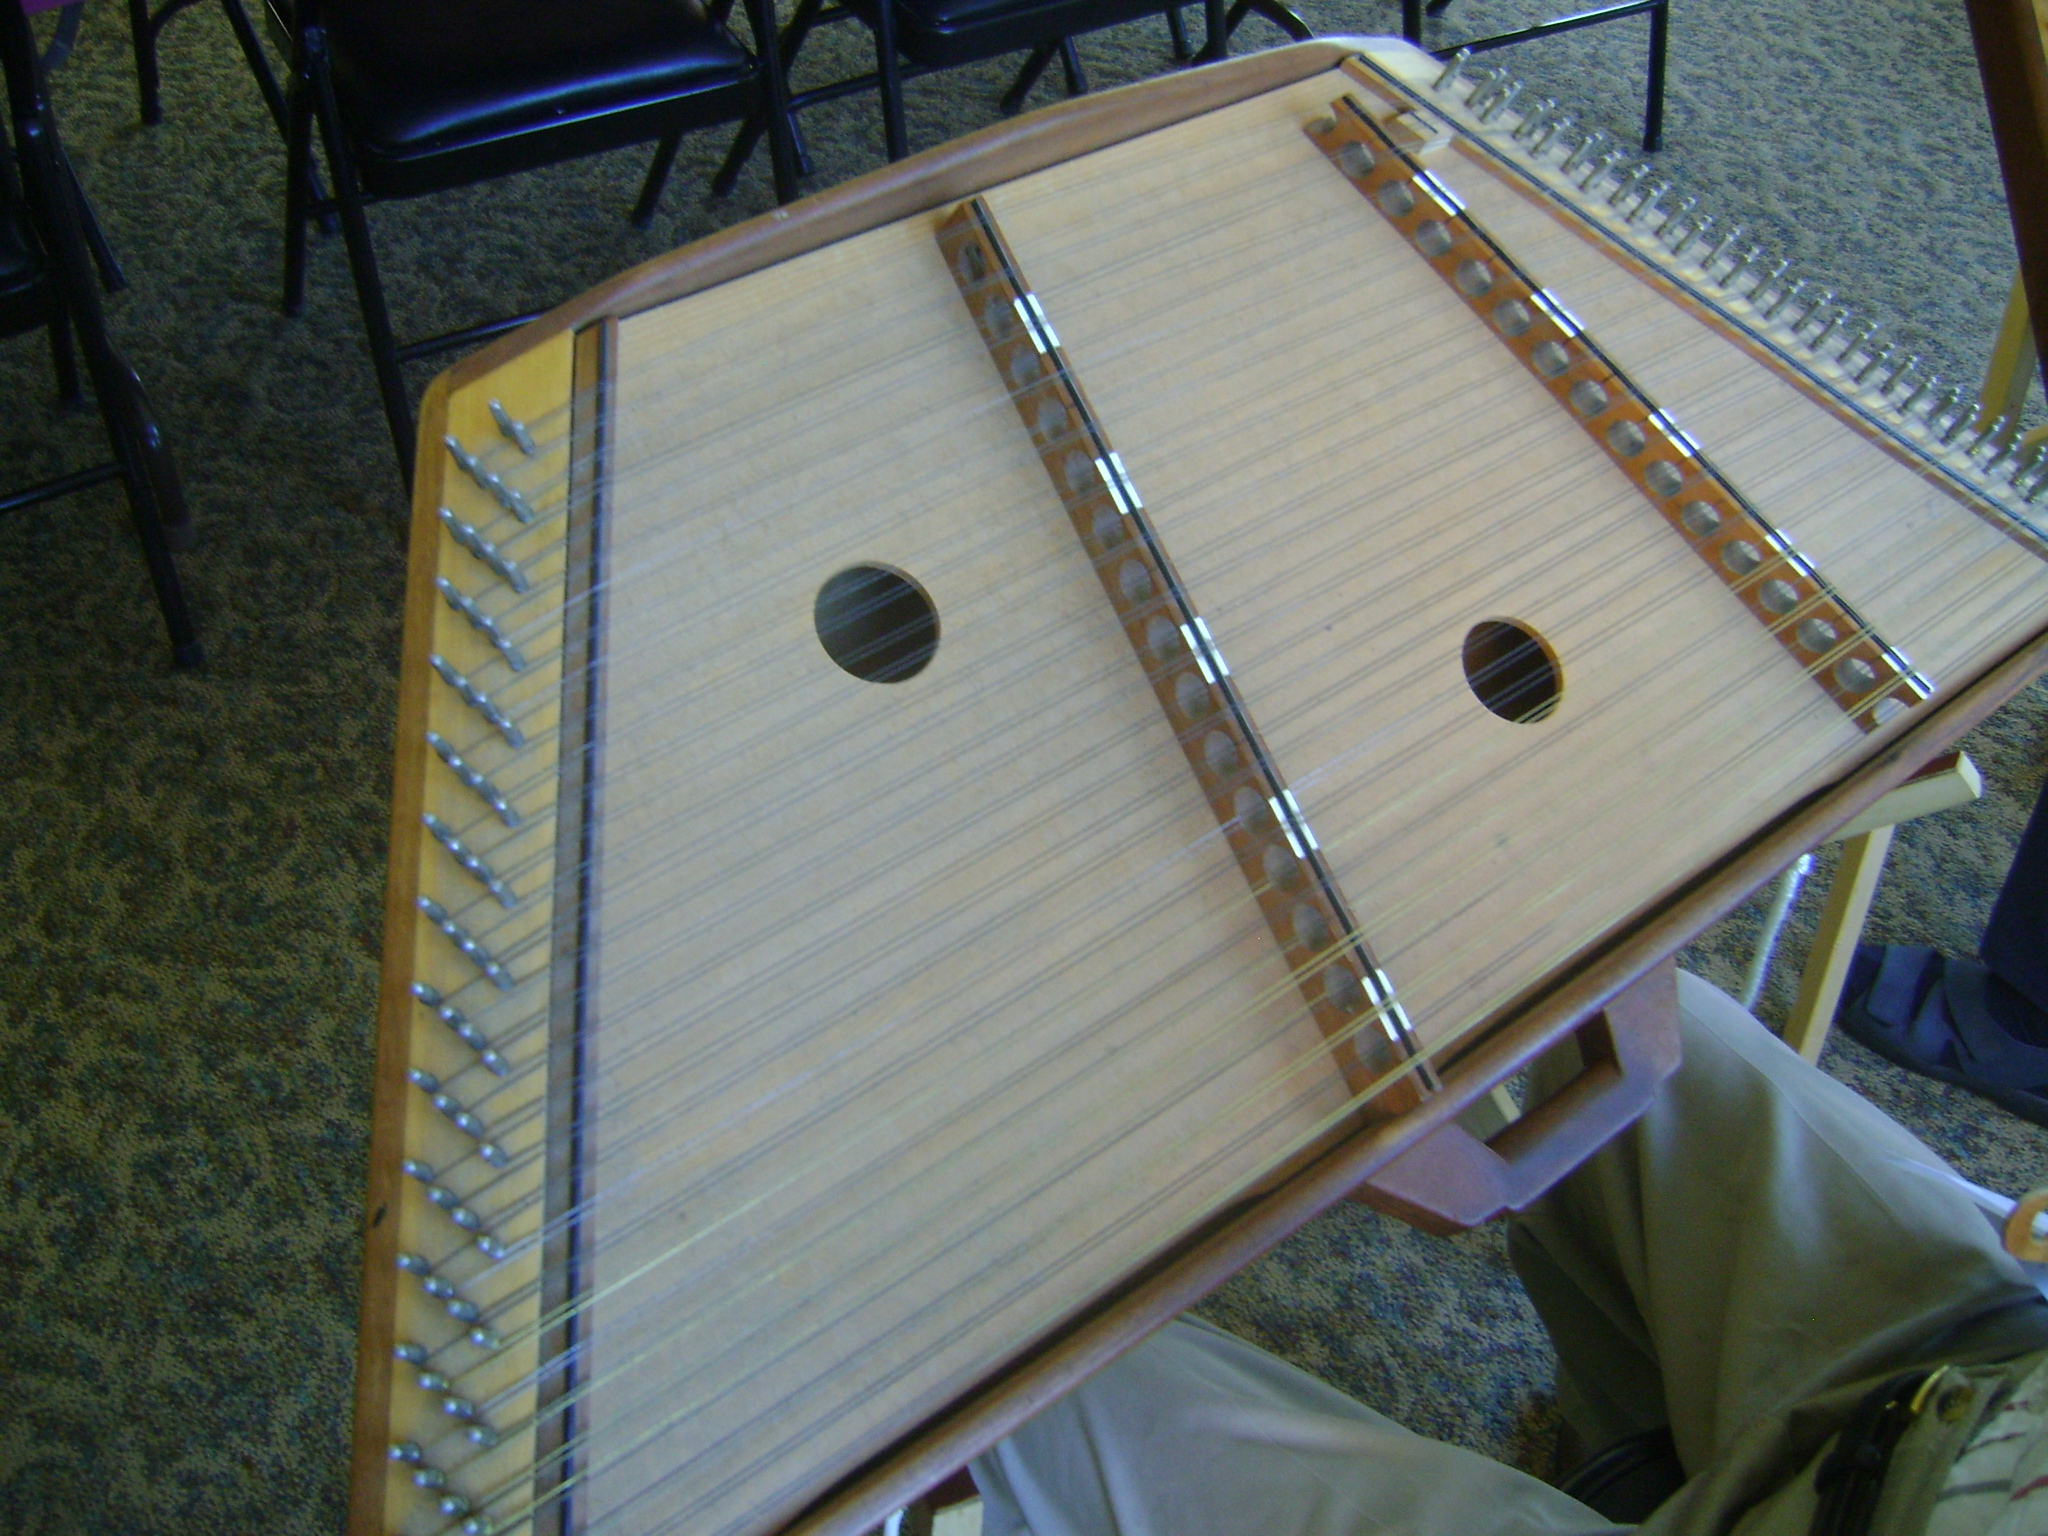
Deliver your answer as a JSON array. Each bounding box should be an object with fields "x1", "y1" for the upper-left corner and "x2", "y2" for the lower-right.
[{"x1": 2, "y1": 0, "x2": 119, "y2": 379}]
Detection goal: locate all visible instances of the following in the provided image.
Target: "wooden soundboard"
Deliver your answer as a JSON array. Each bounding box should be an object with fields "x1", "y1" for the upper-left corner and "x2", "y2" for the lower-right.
[{"x1": 352, "y1": 37, "x2": 2048, "y2": 1536}]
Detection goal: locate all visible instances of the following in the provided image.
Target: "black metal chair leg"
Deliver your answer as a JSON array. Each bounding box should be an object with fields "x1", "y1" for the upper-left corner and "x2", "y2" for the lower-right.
[
  {"x1": 712, "y1": 111, "x2": 766, "y2": 197},
  {"x1": 1223, "y1": 0, "x2": 1311, "y2": 37},
  {"x1": 710, "y1": 105, "x2": 808, "y2": 195},
  {"x1": 124, "y1": 381, "x2": 193, "y2": 547},
  {"x1": 747, "y1": 0, "x2": 803, "y2": 201},
  {"x1": 46, "y1": 311, "x2": 81, "y2": 404},
  {"x1": 306, "y1": 27, "x2": 416, "y2": 485},
  {"x1": 107, "y1": 406, "x2": 204, "y2": 666},
  {"x1": 772, "y1": 0, "x2": 826, "y2": 174},
  {"x1": 1195, "y1": 0, "x2": 1226, "y2": 62},
  {"x1": 1166, "y1": 6, "x2": 1191, "y2": 60},
  {"x1": 214, "y1": 0, "x2": 287, "y2": 132},
  {"x1": 1057, "y1": 37, "x2": 1087, "y2": 95},
  {"x1": 59, "y1": 146, "x2": 124, "y2": 291},
  {"x1": 126, "y1": 0, "x2": 161, "y2": 122},
  {"x1": 7, "y1": 0, "x2": 201, "y2": 667},
  {"x1": 1641, "y1": 0, "x2": 1667, "y2": 151},
  {"x1": 999, "y1": 41, "x2": 1056, "y2": 114},
  {"x1": 282, "y1": 54, "x2": 315, "y2": 313},
  {"x1": 632, "y1": 126, "x2": 684, "y2": 226},
  {"x1": 873, "y1": 0, "x2": 907, "y2": 159}
]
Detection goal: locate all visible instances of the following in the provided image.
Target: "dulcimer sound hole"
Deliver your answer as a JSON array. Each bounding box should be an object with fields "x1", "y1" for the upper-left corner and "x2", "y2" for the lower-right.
[
  {"x1": 815, "y1": 565, "x2": 940, "y2": 683},
  {"x1": 1463, "y1": 619, "x2": 1562, "y2": 723}
]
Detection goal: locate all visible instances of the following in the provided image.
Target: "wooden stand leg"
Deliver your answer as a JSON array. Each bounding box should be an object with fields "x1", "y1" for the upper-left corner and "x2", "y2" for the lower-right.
[{"x1": 1783, "y1": 825, "x2": 1895, "y2": 1062}]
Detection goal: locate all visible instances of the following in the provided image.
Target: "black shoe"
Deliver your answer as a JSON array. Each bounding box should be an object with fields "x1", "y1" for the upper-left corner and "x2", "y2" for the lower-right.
[{"x1": 1837, "y1": 944, "x2": 2048, "y2": 1126}]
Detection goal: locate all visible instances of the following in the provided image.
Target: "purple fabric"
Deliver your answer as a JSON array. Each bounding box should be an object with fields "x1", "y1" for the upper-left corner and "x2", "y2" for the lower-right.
[{"x1": 1984, "y1": 775, "x2": 2048, "y2": 1016}]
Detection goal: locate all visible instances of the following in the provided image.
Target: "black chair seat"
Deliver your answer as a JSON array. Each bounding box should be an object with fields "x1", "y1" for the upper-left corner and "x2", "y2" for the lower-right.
[
  {"x1": 270, "y1": 0, "x2": 796, "y2": 482},
  {"x1": 854, "y1": 0, "x2": 1197, "y2": 63},
  {"x1": 322, "y1": 0, "x2": 759, "y2": 195}
]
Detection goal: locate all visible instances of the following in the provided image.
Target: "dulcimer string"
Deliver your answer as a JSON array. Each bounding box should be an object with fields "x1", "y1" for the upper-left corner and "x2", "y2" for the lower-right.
[
  {"x1": 403, "y1": 573, "x2": 1966, "y2": 1458},
  {"x1": 432, "y1": 614, "x2": 1933, "y2": 1536},
  {"x1": 403, "y1": 319, "x2": 2031, "y2": 1236},
  {"x1": 423, "y1": 325, "x2": 1965, "y2": 891},
  {"x1": 395, "y1": 495, "x2": 2031, "y2": 1536},
  {"x1": 403, "y1": 460, "x2": 2015, "y2": 1253}
]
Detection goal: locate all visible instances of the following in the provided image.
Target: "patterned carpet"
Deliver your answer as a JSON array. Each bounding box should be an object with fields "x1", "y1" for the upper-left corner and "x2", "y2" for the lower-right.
[{"x1": 1, "y1": 0, "x2": 2044, "y2": 1531}]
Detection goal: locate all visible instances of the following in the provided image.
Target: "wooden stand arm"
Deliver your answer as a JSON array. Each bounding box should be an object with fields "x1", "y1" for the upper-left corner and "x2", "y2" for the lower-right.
[{"x1": 1350, "y1": 959, "x2": 1681, "y2": 1235}]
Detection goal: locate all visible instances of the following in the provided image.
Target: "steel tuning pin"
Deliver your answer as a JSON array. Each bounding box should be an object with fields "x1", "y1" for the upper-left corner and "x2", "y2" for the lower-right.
[
  {"x1": 1629, "y1": 180, "x2": 1670, "y2": 223},
  {"x1": 1514, "y1": 98, "x2": 1556, "y2": 141},
  {"x1": 1932, "y1": 387, "x2": 1969, "y2": 438},
  {"x1": 417, "y1": 894, "x2": 518, "y2": 991},
  {"x1": 1561, "y1": 128, "x2": 1609, "y2": 174},
  {"x1": 488, "y1": 399, "x2": 537, "y2": 456},
  {"x1": 410, "y1": 1068, "x2": 495, "y2": 1145},
  {"x1": 1533, "y1": 112, "x2": 1573, "y2": 152},
  {"x1": 1480, "y1": 79, "x2": 1524, "y2": 122},
  {"x1": 394, "y1": 1341, "x2": 429, "y2": 1365},
  {"x1": 1744, "y1": 259, "x2": 1789, "y2": 307},
  {"x1": 389, "y1": 1442, "x2": 423, "y2": 1465},
  {"x1": 433, "y1": 579, "x2": 528, "y2": 673},
  {"x1": 1970, "y1": 412, "x2": 2013, "y2": 456},
  {"x1": 1762, "y1": 277, "x2": 1808, "y2": 322},
  {"x1": 411, "y1": 983, "x2": 512, "y2": 1078},
  {"x1": 1900, "y1": 374, "x2": 1940, "y2": 414},
  {"x1": 1855, "y1": 344, "x2": 1897, "y2": 386},
  {"x1": 442, "y1": 435, "x2": 537, "y2": 523},
  {"x1": 1432, "y1": 47, "x2": 1472, "y2": 92},
  {"x1": 1605, "y1": 162, "x2": 1650, "y2": 206},
  {"x1": 1655, "y1": 194, "x2": 1698, "y2": 240},
  {"x1": 1579, "y1": 148, "x2": 1626, "y2": 190},
  {"x1": 423, "y1": 811, "x2": 519, "y2": 912},
  {"x1": 1703, "y1": 224, "x2": 1743, "y2": 269},
  {"x1": 426, "y1": 654, "x2": 525, "y2": 749},
  {"x1": 1675, "y1": 212, "x2": 1715, "y2": 256},
  {"x1": 436, "y1": 507, "x2": 529, "y2": 594}
]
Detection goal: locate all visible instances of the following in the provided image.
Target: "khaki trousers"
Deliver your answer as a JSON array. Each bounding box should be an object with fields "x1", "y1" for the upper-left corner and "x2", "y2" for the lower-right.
[{"x1": 970, "y1": 973, "x2": 2048, "y2": 1536}]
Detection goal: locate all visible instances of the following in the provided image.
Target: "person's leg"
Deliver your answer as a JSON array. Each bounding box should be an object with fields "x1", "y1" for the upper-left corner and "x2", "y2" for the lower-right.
[
  {"x1": 1511, "y1": 972, "x2": 2048, "y2": 1476},
  {"x1": 971, "y1": 1315, "x2": 1624, "y2": 1536},
  {"x1": 1833, "y1": 774, "x2": 2048, "y2": 1122},
  {"x1": 1982, "y1": 773, "x2": 2048, "y2": 1014}
]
